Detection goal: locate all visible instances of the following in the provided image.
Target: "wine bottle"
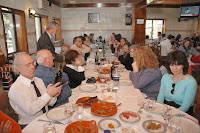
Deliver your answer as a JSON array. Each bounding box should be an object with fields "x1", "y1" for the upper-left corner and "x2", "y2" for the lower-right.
[
  {"x1": 110, "y1": 61, "x2": 115, "y2": 80},
  {"x1": 95, "y1": 52, "x2": 99, "y2": 65},
  {"x1": 54, "y1": 64, "x2": 63, "y2": 86}
]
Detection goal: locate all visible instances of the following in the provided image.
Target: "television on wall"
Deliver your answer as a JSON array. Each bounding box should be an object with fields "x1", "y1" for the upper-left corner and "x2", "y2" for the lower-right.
[{"x1": 180, "y1": 6, "x2": 200, "y2": 17}]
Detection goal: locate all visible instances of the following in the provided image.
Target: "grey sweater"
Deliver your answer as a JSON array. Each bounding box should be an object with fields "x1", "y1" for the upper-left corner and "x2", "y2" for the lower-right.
[{"x1": 129, "y1": 68, "x2": 162, "y2": 99}]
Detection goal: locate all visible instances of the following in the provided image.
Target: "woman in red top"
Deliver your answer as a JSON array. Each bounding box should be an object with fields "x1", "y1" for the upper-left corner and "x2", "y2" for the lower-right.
[
  {"x1": 0, "y1": 110, "x2": 21, "y2": 133},
  {"x1": 190, "y1": 54, "x2": 200, "y2": 85}
]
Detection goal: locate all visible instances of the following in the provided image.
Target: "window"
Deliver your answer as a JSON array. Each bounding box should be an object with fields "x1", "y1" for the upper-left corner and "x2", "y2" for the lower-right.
[
  {"x1": 35, "y1": 15, "x2": 48, "y2": 42},
  {"x1": 1, "y1": 6, "x2": 28, "y2": 55},
  {"x1": 146, "y1": 19, "x2": 166, "y2": 39},
  {"x1": 2, "y1": 8, "x2": 17, "y2": 54}
]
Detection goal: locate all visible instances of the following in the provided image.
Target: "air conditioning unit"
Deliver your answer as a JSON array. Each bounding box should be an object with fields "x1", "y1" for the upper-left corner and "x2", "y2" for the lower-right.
[{"x1": 38, "y1": 0, "x2": 49, "y2": 10}]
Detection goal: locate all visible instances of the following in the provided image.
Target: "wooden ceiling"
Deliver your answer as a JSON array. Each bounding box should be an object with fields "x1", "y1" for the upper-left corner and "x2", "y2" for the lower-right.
[{"x1": 50, "y1": 0, "x2": 200, "y2": 8}]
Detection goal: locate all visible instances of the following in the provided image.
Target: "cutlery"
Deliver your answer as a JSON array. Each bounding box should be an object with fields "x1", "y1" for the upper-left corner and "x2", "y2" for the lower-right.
[{"x1": 38, "y1": 119, "x2": 65, "y2": 125}]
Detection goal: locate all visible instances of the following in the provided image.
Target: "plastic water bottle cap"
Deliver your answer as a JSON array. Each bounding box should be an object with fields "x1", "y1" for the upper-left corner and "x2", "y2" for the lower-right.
[{"x1": 104, "y1": 130, "x2": 111, "y2": 133}]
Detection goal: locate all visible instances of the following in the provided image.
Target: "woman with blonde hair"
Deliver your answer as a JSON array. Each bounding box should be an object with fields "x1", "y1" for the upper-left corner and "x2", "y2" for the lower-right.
[{"x1": 129, "y1": 47, "x2": 162, "y2": 99}]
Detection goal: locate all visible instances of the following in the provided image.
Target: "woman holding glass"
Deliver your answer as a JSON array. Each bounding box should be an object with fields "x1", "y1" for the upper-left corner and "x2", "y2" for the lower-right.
[
  {"x1": 157, "y1": 50, "x2": 197, "y2": 116},
  {"x1": 63, "y1": 50, "x2": 85, "y2": 88},
  {"x1": 129, "y1": 47, "x2": 162, "y2": 99}
]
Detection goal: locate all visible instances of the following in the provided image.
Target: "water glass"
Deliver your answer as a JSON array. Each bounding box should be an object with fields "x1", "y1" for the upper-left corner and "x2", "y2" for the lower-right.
[
  {"x1": 137, "y1": 96, "x2": 145, "y2": 113},
  {"x1": 146, "y1": 97, "x2": 156, "y2": 111},
  {"x1": 43, "y1": 123, "x2": 56, "y2": 133},
  {"x1": 162, "y1": 106, "x2": 172, "y2": 125},
  {"x1": 64, "y1": 104, "x2": 74, "y2": 124},
  {"x1": 76, "y1": 103, "x2": 84, "y2": 120},
  {"x1": 169, "y1": 116, "x2": 181, "y2": 133}
]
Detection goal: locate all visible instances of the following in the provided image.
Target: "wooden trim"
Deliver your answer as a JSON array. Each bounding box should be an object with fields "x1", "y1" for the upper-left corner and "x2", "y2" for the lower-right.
[
  {"x1": 62, "y1": 29, "x2": 132, "y2": 32},
  {"x1": 148, "y1": 4, "x2": 180, "y2": 8}
]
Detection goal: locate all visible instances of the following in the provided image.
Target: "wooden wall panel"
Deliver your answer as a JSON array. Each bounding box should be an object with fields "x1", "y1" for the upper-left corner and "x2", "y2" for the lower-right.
[
  {"x1": 14, "y1": 10, "x2": 28, "y2": 52},
  {"x1": 133, "y1": 0, "x2": 146, "y2": 45},
  {"x1": 41, "y1": 16, "x2": 48, "y2": 33}
]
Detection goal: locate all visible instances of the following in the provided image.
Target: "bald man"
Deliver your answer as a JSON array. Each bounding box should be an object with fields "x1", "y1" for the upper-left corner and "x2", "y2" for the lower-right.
[
  {"x1": 8, "y1": 54, "x2": 62, "y2": 128},
  {"x1": 35, "y1": 49, "x2": 72, "y2": 108}
]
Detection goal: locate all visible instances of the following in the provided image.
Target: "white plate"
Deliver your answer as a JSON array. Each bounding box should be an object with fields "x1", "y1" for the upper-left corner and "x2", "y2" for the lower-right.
[
  {"x1": 85, "y1": 73, "x2": 98, "y2": 79},
  {"x1": 179, "y1": 116, "x2": 200, "y2": 133},
  {"x1": 98, "y1": 92, "x2": 117, "y2": 103},
  {"x1": 119, "y1": 80, "x2": 132, "y2": 86},
  {"x1": 119, "y1": 111, "x2": 140, "y2": 123},
  {"x1": 46, "y1": 107, "x2": 67, "y2": 121},
  {"x1": 98, "y1": 118, "x2": 121, "y2": 131},
  {"x1": 142, "y1": 120, "x2": 166, "y2": 133},
  {"x1": 79, "y1": 84, "x2": 97, "y2": 92},
  {"x1": 143, "y1": 102, "x2": 168, "y2": 115}
]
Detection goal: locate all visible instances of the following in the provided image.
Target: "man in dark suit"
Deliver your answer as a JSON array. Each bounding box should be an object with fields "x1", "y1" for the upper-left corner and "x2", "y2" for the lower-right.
[{"x1": 37, "y1": 21, "x2": 63, "y2": 63}]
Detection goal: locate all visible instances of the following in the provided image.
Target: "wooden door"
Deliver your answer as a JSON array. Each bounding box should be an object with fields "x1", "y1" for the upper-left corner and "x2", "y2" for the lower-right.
[{"x1": 41, "y1": 15, "x2": 48, "y2": 33}]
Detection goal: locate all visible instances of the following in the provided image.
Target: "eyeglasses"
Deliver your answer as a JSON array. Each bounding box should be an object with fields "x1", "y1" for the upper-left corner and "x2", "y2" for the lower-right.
[{"x1": 171, "y1": 83, "x2": 175, "y2": 94}]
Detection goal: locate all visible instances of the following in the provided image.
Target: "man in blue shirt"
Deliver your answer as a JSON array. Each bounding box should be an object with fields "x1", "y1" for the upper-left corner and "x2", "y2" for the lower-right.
[{"x1": 35, "y1": 49, "x2": 72, "y2": 108}]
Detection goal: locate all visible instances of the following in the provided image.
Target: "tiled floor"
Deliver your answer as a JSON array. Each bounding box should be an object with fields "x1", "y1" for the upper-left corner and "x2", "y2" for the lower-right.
[{"x1": 0, "y1": 79, "x2": 3, "y2": 93}]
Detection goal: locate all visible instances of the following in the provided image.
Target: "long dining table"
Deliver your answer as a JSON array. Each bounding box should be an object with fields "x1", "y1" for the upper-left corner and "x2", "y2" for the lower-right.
[{"x1": 22, "y1": 52, "x2": 199, "y2": 133}]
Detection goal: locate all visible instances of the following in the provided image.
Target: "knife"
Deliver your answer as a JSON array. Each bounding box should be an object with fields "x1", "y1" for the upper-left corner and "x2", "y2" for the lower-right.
[
  {"x1": 79, "y1": 96, "x2": 97, "y2": 103},
  {"x1": 38, "y1": 119, "x2": 65, "y2": 125}
]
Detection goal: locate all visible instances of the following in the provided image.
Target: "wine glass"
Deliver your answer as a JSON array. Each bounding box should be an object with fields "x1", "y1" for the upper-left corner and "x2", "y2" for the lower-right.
[
  {"x1": 43, "y1": 123, "x2": 56, "y2": 133},
  {"x1": 137, "y1": 96, "x2": 145, "y2": 113},
  {"x1": 145, "y1": 97, "x2": 156, "y2": 118},
  {"x1": 162, "y1": 106, "x2": 172, "y2": 126},
  {"x1": 64, "y1": 104, "x2": 74, "y2": 124},
  {"x1": 169, "y1": 116, "x2": 181, "y2": 133},
  {"x1": 76, "y1": 103, "x2": 84, "y2": 120}
]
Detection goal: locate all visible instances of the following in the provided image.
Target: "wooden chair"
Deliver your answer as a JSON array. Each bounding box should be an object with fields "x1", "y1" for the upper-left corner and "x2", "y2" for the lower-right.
[
  {"x1": 0, "y1": 92, "x2": 18, "y2": 122},
  {"x1": 157, "y1": 45, "x2": 162, "y2": 66},
  {"x1": 193, "y1": 85, "x2": 200, "y2": 122},
  {"x1": 144, "y1": 43, "x2": 150, "y2": 48}
]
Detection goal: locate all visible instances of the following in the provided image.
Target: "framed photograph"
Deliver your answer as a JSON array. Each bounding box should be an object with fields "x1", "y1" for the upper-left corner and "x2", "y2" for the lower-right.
[
  {"x1": 125, "y1": 13, "x2": 132, "y2": 25},
  {"x1": 88, "y1": 13, "x2": 100, "y2": 23}
]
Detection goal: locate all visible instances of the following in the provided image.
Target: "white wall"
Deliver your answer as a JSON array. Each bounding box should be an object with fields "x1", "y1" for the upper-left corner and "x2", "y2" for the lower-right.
[
  {"x1": 147, "y1": 8, "x2": 199, "y2": 39},
  {"x1": 0, "y1": 0, "x2": 61, "y2": 55},
  {"x1": 61, "y1": 7, "x2": 132, "y2": 45}
]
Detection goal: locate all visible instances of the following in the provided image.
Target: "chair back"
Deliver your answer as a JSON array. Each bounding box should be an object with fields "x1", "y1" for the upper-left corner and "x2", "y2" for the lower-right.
[
  {"x1": 193, "y1": 85, "x2": 200, "y2": 122},
  {"x1": 0, "y1": 92, "x2": 18, "y2": 122}
]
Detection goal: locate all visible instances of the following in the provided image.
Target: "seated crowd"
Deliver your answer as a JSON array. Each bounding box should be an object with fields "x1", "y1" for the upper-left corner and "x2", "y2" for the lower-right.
[{"x1": 0, "y1": 23, "x2": 199, "y2": 131}]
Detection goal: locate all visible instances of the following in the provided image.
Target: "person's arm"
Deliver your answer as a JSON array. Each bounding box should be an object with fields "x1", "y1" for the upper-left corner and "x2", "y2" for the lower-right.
[
  {"x1": 178, "y1": 78, "x2": 197, "y2": 112},
  {"x1": 129, "y1": 69, "x2": 159, "y2": 90},
  {"x1": 190, "y1": 47, "x2": 199, "y2": 55},
  {"x1": 178, "y1": 45, "x2": 185, "y2": 53},
  {"x1": 157, "y1": 75, "x2": 167, "y2": 103},
  {"x1": 166, "y1": 43, "x2": 173, "y2": 54}
]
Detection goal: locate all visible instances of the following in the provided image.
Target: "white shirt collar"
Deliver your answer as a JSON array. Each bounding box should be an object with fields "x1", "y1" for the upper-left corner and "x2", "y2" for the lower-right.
[
  {"x1": 66, "y1": 64, "x2": 85, "y2": 72},
  {"x1": 18, "y1": 75, "x2": 35, "y2": 87},
  {"x1": 46, "y1": 31, "x2": 52, "y2": 39}
]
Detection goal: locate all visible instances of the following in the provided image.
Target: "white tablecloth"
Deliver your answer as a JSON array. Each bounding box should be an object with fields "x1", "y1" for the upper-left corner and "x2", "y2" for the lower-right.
[{"x1": 23, "y1": 56, "x2": 199, "y2": 133}]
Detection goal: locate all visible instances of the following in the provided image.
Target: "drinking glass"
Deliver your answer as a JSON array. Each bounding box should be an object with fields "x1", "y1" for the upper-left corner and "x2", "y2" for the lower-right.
[
  {"x1": 64, "y1": 104, "x2": 74, "y2": 124},
  {"x1": 137, "y1": 96, "x2": 145, "y2": 113},
  {"x1": 169, "y1": 116, "x2": 181, "y2": 133},
  {"x1": 145, "y1": 97, "x2": 156, "y2": 118},
  {"x1": 43, "y1": 123, "x2": 56, "y2": 133},
  {"x1": 76, "y1": 103, "x2": 84, "y2": 120},
  {"x1": 162, "y1": 106, "x2": 172, "y2": 126}
]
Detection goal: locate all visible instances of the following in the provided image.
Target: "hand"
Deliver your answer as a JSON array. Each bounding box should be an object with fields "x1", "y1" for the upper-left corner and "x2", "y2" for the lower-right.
[
  {"x1": 0, "y1": 120, "x2": 12, "y2": 133},
  {"x1": 132, "y1": 62, "x2": 139, "y2": 72},
  {"x1": 115, "y1": 43, "x2": 120, "y2": 49},
  {"x1": 46, "y1": 82, "x2": 62, "y2": 97}
]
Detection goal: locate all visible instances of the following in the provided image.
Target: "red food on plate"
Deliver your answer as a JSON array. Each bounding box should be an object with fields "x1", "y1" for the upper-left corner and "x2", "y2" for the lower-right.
[{"x1": 122, "y1": 112, "x2": 137, "y2": 119}]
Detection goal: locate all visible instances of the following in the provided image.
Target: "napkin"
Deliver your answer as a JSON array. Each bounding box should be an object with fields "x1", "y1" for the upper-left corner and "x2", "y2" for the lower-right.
[{"x1": 71, "y1": 110, "x2": 92, "y2": 122}]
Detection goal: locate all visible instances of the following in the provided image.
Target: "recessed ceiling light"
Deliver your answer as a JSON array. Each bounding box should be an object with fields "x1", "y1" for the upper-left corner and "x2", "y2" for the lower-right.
[
  {"x1": 97, "y1": 3, "x2": 102, "y2": 8},
  {"x1": 69, "y1": 1, "x2": 76, "y2": 4},
  {"x1": 155, "y1": 1, "x2": 164, "y2": 4}
]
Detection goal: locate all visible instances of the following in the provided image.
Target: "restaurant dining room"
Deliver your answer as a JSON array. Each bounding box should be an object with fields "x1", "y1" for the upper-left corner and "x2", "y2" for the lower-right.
[{"x1": 0, "y1": 0, "x2": 200, "y2": 133}]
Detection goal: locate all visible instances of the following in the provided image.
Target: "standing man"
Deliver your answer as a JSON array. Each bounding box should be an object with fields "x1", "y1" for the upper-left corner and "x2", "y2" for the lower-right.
[
  {"x1": 37, "y1": 21, "x2": 63, "y2": 63},
  {"x1": 35, "y1": 49, "x2": 72, "y2": 108},
  {"x1": 8, "y1": 54, "x2": 62, "y2": 128}
]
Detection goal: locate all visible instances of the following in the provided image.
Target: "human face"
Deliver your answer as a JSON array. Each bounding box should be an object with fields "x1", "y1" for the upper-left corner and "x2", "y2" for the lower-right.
[
  {"x1": 130, "y1": 48, "x2": 135, "y2": 57},
  {"x1": 184, "y1": 41, "x2": 190, "y2": 48},
  {"x1": 120, "y1": 39, "x2": 126, "y2": 47},
  {"x1": 123, "y1": 45, "x2": 129, "y2": 53},
  {"x1": 16, "y1": 55, "x2": 35, "y2": 79},
  {"x1": 46, "y1": 52, "x2": 55, "y2": 67},
  {"x1": 169, "y1": 63, "x2": 184, "y2": 75},
  {"x1": 75, "y1": 38, "x2": 82, "y2": 48}
]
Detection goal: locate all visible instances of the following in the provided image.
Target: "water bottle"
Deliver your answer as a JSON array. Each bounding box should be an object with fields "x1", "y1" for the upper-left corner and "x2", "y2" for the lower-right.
[
  {"x1": 112, "y1": 66, "x2": 120, "y2": 90},
  {"x1": 95, "y1": 52, "x2": 99, "y2": 65}
]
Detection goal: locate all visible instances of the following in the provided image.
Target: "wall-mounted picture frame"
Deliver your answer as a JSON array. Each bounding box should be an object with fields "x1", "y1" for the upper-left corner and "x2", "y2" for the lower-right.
[
  {"x1": 88, "y1": 13, "x2": 100, "y2": 23},
  {"x1": 125, "y1": 13, "x2": 132, "y2": 25}
]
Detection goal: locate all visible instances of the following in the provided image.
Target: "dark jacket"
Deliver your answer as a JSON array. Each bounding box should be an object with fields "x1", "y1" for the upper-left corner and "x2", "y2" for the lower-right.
[
  {"x1": 118, "y1": 53, "x2": 133, "y2": 71},
  {"x1": 37, "y1": 31, "x2": 63, "y2": 62},
  {"x1": 63, "y1": 66, "x2": 85, "y2": 88}
]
